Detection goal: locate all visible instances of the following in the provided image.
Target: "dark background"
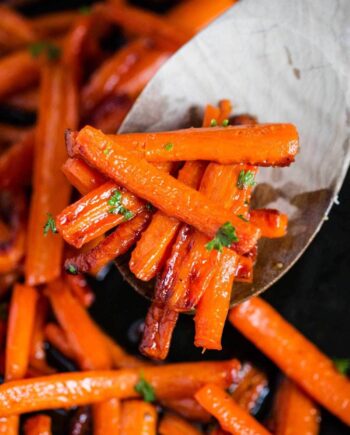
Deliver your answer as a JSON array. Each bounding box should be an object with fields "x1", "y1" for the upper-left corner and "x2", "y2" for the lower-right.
[{"x1": 3, "y1": 0, "x2": 349, "y2": 433}]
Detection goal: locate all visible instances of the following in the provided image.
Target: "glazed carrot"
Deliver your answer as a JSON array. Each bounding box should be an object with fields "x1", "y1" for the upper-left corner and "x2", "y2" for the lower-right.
[
  {"x1": 0, "y1": 132, "x2": 34, "y2": 189},
  {"x1": 194, "y1": 249, "x2": 238, "y2": 350},
  {"x1": 130, "y1": 161, "x2": 207, "y2": 281},
  {"x1": 0, "y1": 359, "x2": 240, "y2": 416},
  {"x1": 46, "y1": 279, "x2": 112, "y2": 370},
  {"x1": 62, "y1": 158, "x2": 106, "y2": 195},
  {"x1": 235, "y1": 256, "x2": 253, "y2": 283},
  {"x1": 120, "y1": 400, "x2": 157, "y2": 434},
  {"x1": 229, "y1": 297, "x2": 350, "y2": 425},
  {"x1": 5, "y1": 284, "x2": 38, "y2": 381},
  {"x1": 139, "y1": 302, "x2": 179, "y2": 360},
  {"x1": 272, "y1": 378, "x2": 320, "y2": 435},
  {"x1": 159, "y1": 413, "x2": 201, "y2": 435},
  {"x1": 44, "y1": 323, "x2": 76, "y2": 361},
  {"x1": 65, "y1": 273, "x2": 95, "y2": 307},
  {"x1": 250, "y1": 209, "x2": 288, "y2": 238},
  {"x1": 0, "y1": 416, "x2": 19, "y2": 435},
  {"x1": 69, "y1": 126, "x2": 261, "y2": 254},
  {"x1": 195, "y1": 384, "x2": 271, "y2": 435},
  {"x1": 162, "y1": 398, "x2": 211, "y2": 423},
  {"x1": 66, "y1": 210, "x2": 152, "y2": 274},
  {"x1": 0, "y1": 123, "x2": 32, "y2": 147},
  {"x1": 4, "y1": 87, "x2": 39, "y2": 112},
  {"x1": 0, "y1": 50, "x2": 39, "y2": 99},
  {"x1": 25, "y1": 62, "x2": 78, "y2": 286},
  {"x1": 93, "y1": 397, "x2": 120, "y2": 435},
  {"x1": 24, "y1": 414, "x2": 52, "y2": 435},
  {"x1": 31, "y1": 11, "x2": 78, "y2": 38},
  {"x1": 56, "y1": 181, "x2": 145, "y2": 248},
  {"x1": 0, "y1": 5, "x2": 35, "y2": 47}
]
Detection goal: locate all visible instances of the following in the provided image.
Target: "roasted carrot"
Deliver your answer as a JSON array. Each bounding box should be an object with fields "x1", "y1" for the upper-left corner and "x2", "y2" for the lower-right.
[
  {"x1": 272, "y1": 378, "x2": 320, "y2": 435},
  {"x1": 0, "y1": 359, "x2": 240, "y2": 416},
  {"x1": 44, "y1": 323, "x2": 76, "y2": 361},
  {"x1": 250, "y1": 209, "x2": 288, "y2": 238},
  {"x1": 0, "y1": 123, "x2": 32, "y2": 147},
  {"x1": 229, "y1": 297, "x2": 350, "y2": 425},
  {"x1": 235, "y1": 256, "x2": 253, "y2": 283},
  {"x1": 139, "y1": 302, "x2": 179, "y2": 360},
  {"x1": 0, "y1": 416, "x2": 19, "y2": 435},
  {"x1": 120, "y1": 400, "x2": 157, "y2": 434},
  {"x1": 159, "y1": 413, "x2": 201, "y2": 435},
  {"x1": 25, "y1": 61, "x2": 78, "y2": 286},
  {"x1": 23, "y1": 414, "x2": 52, "y2": 435},
  {"x1": 162, "y1": 398, "x2": 211, "y2": 423},
  {"x1": 31, "y1": 11, "x2": 78, "y2": 38},
  {"x1": 65, "y1": 273, "x2": 95, "y2": 307},
  {"x1": 93, "y1": 397, "x2": 120, "y2": 435},
  {"x1": 0, "y1": 5, "x2": 35, "y2": 48},
  {"x1": 46, "y1": 279, "x2": 112, "y2": 370},
  {"x1": 0, "y1": 132, "x2": 34, "y2": 189},
  {"x1": 69, "y1": 126, "x2": 261, "y2": 254},
  {"x1": 62, "y1": 157, "x2": 106, "y2": 195},
  {"x1": 4, "y1": 87, "x2": 39, "y2": 112},
  {"x1": 195, "y1": 383, "x2": 271, "y2": 435},
  {"x1": 65, "y1": 210, "x2": 152, "y2": 274},
  {"x1": 0, "y1": 50, "x2": 39, "y2": 99}
]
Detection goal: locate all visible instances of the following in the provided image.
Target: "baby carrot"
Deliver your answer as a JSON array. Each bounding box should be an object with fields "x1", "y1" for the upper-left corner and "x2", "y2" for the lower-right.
[
  {"x1": 65, "y1": 273, "x2": 95, "y2": 307},
  {"x1": 4, "y1": 87, "x2": 39, "y2": 112},
  {"x1": 120, "y1": 400, "x2": 157, "y2": 435},
  {"x1": 159, "y1": 413, "x2": 201, "y2": 435},
  {"x1": 44, "y1": 323, "x2": 76, "y2": 361},
  {"x1": 229, "y1": 297, "x2": 350, "y2": 425},
  {"x1": 250, "y1": 209, "x2": 288, "y2": 238},
  {"x1": 195, "y1": 383, "x2": 271, "y2": 435},
  {"x1": 93, "y1": 397, "x2": 120, "y2": 435},
  {"x1": 62, "y1": 158, "x2": 106, "y2": 195},
  {"x1": 0, "y1": 5, "x2": 35, "y2": 46},
  {"x1": 69, "y1": 126, "x2": 261, "y2": 254},
  {"x1": 23, "y1": 414, "x2": 52, "y2": 435},
  {"x1": 0, "y1": 359, "x2": 240, "y2": 416},
  {"x1": 161, "y1": 398, "x2": 211, "y2": 423}
]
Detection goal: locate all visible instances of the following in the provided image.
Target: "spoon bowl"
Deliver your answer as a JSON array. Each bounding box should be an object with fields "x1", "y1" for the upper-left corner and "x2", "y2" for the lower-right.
[{"x1": 116, "y1": 0, "x2": 350, "y2": 306}]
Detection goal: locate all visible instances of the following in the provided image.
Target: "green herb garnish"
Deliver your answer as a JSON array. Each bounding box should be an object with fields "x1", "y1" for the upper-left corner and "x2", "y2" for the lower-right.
[
  {"x1": 134, "y1": 373, "x2": 155, "y2": 402},
  {"x1": 103, "y1": 147, "x2": 112, "y2": 156},
  {"x1": 29, "y1": 42, "x2": 61, "y2": 61},
  {"x1": 108, "y1": 190, "x2": 122, "y2": 207},
  {"x1": 333, "y1": 358, "x2": 350, "y2": 376},
  {"x1": 210, "y1": 119, "x2": 217, "y2": 127},
  {"x1": 164, "y1": 142, "x2": 173, "y2": 151},
  {"x1": 108, "y1": 190, "x2": 134, "y2": 221},
  {"x1": 205, "y1": 222, "x2": 238, "y2": 252},
  {"x1": 237, "y1": 170, "x2": 256, "y2": 190},
  {"x1": 79, "y1": 5, "x2": 91, "y2": 15},
  {"x1": 43, "y1": 213, "x2": 57, "y2": 236},
  {"x1": 237, "y1": 214, "x2": 248, "y2": 222},
  {"x1": 66, "y1": 264, "x2": 78, "y2": 275},
  {"x1": 222, "y1": 119, "x2": 229, "y2": 126}
]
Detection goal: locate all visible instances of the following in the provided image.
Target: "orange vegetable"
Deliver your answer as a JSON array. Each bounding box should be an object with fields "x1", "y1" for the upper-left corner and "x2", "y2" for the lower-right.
[
  {"x1": 46, "y1": 279, "x2": 112, "y2": 370},
  {"x1": 235, "y1": 256, "x2": 253, "y2": 283},
  {"x1": 69, "y1": 126, "x2": 261, "y2": 254},
  {"x1": 0, "y1": 416, "x2": 19, "y2": 435},
  {"x1": 65, "y1": 273, "x2": 95, "y2": 307},
  {"x1": 161, "y1": 398, "x2": 211, "y2": 423},
  {"x1": 250, "y1": 209, "x2": 288, "y2": 238},
  {"x1": 272, "y1": 378, "x2": 320, "y2": 435},
  {"x1": 23, "y1": 414, "x2": 52, "y2": 435},
  {"x1": 4, "y1": 87, "x2": 39, "y2": 112},
  {"x1": 120, "y1": 400, "x2": 157, "y2": 434},
  {"x1": 159, "y1": 413, "x2": 201, "y2": 435},
  {"x1": 229, "y1": 297, "x2": 350, "y2": 425},
  {"x1": 44, "y1": 323, "x2": 76, "y2": 361},
  {"x1": 62, "y1": 158, "x2": 106, "y2": 195},
  {"x1": 93, "y1": 397, "x2": 120, "y2": 435},
  {"x1": 195, "y1": 383, "x2": 271, "y2": 435},
  {"x1": 25, "y1": 62, "x2": 78, "y2": 286},
  {"x1": 0, "y1": 359, "x2": 240, "y2": 416},
  {"x1": 0, "y1": 5, "x2": 35, "y2": 48},
  {"x1": 0, "y1": 123, "x2": 32, "y2": 147}
]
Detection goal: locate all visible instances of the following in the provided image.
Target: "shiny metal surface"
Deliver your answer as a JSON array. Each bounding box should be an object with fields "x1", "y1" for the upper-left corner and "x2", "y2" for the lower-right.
[{"x1": 117, "y1": 0, "x2": 350, "y2": 306}]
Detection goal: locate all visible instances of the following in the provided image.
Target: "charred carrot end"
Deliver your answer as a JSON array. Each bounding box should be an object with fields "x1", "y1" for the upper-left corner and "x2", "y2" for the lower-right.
[
  {"x1": 23, "y1": 414, "x2": 51, "y2": 435},
  {"x1": 120, "y1": 400, "x2": 157, "y2": 434},
  {"x1": 0, "y1": 360, "x2": 240, "y2": 416},
  {"x1": 62, "y1": 158, "x2": 106, "y2": 195},
  {"x1": 139, "y1": 302, "x2": 179, "y2": 360},
  {"x1": 250, "y1": 209, "x2": 288, "y2": 238},
  {"x1": 229, "y1": 297, "x2": 350, "y2": 425},
  {"x1": 272, "y1": 378, "x2": 320, "y2": 435},
  {"x1": 159, "y1": 412, "x2": 202, "y2": 435},
  {"x1": 195, "y1": 383, "x2": 271, "y2": 435},
  {"x1": 93, "y1": 398, "x2": 120, "y2": 435},
  {"x1": 161, "y1": 397, "x2": 211, "y2": 423}
]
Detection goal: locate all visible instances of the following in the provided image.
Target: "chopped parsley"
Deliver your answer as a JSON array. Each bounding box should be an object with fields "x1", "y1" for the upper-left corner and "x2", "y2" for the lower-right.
[
  {"x1": 237, "y1": 170, "x2": 256, "y2": 190},
  {"x1": 205, "y1": 222, "x2": 238, "y2": 252},
  {"x1": 222, "y1": 119, "x2": 229, "y2": 127},
  {"x1": 237, "y1": 214, "x2": 248, "y2": 222},
  {"x1": 79, "y1": 5, "x2": 91, "y2": 15},
  {"x1": 333, "y1": 358, "x2": 350, "y2": 376},
  {"x1": 66, "y1": 264, "x2": 78, "y2": 275},
  {"x1": 210, "y1": 119, "x2": 217, "y2": 127},
  {"x1": 29, "y1": 42, "x2": 61, "y2": 61},
  {"x1": 103, "y1": 147, "x2": 112, "y2": 155},
  {"x1": 134, "y1": 373, "x2": 155, "y2": 402},
  {"x1": 164, "y1": 142, "x2": 174, "y2": 151},
  {"x1": 108, "y1": 190, "x2": 134, "y2": 221},
  {"x1": 43, "y1": 213, "x2": 57, "y2": 236}
]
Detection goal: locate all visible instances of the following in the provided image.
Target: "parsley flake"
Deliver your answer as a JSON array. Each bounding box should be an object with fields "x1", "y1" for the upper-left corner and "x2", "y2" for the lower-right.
[
  {"x1": 43, "y1": 213, "x2": 57, "y2": 236},
  {"x1": 134, "y1": 373, "x2": 155, "y2": 402},
  {"x1": 333, "y1": 358, "x2": 350, "y2": 376},
  {"x1": 222, "y1": 119, "x2": 229, "y2": 127},
  {"x1": 103, "y1": 147, "x2": 112, "y2": 155},
  {"x1": 164, "y1": 142, "x2": 173, "y2": 151},
  {"x1": 108, "y1": 190, "x2": 122, "y2": 207},
  {"x1": 108, "y1": 190, "x2": 134, "y2": 221},
  {"x1": 210, "y1": 119, "x2": 217, "y2": 127},
  {"x1": 29, "y1": 42, "x2": 61, "y2": 61},
  {"x1": 237, "y1": 214, "x2": 248, "y2": 222},
  {"x1": 66, "y1": 264, "x2": 78, "y2": 275},
  {"x1": 237, "y1": 170, "x2": 256, "y2": 190},
  {"x1": 205, "y1": 222, "x2": 238, "y2": 252}
]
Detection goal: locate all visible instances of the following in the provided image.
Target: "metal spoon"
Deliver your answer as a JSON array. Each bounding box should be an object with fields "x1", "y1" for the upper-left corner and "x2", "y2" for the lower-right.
[{"x1": 116, "y1": 0, "x2": 350, "y2": 306}]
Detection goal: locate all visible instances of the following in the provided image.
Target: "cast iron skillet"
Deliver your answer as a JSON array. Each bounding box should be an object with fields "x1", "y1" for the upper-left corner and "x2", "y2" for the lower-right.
[{"x1": 3, "y1": 1, "x2": 350, "y2": 433}]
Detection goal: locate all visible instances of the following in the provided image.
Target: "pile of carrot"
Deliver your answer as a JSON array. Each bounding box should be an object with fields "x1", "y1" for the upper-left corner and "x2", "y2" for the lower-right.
[{"x1": 0, "y1": 0, "x2": 349, "y2": 434}]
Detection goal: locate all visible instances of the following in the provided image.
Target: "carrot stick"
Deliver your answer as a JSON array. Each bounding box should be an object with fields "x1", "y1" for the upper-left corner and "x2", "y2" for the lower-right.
[
  {"x1": 24, "y1": 414, "x2": 52, "y2": 435},
  {"x1": 139, "y1": 302, "x2": 179, "y2": 360},
  {"x1": 272, "y1": 378, "x2": 320, "y2": 435},
  {"x1": 235, "y1": 256, "x2": 253, "y2": 283},
  {"x1": 44, "y1": 323, "x2": 76, "y2": 361},
  {"x1": 62, "y1": 158, "x2": 106, "y2": 195},
  {"x1": 250, "y1": 209, "x2": 288, "y2": 238},
  {"x1": 65, "y1": 210, "x2": 152, "y2": 274},
  {"x1": 64, "y1": 273, "x2": 95, "y2": 307},
  {"x1": 195, "y1": 383, "x2": 271, "y2": 435},
  {"x1": 0, "y1": 50, "x2": 39, "y2": 99},
  {"x1": 0, "y1": 132, "x2": 34, "y2": 189},
  {"x1": 0, "y1": 5, "x2": 35, "y2": 47},
  {"x1": 120, "y1": 400, "x2": 157, "y2": 434},
  {"x1": 93, "y1": 397, "x2": 120, "y2": 435},
  {"x1": 3, "y1": 86, "x2": 38, "y2": 112},
  {"x1": 0, "y1": 359, "x2": 240, "y2": 416},
  {"x1": 0, "y1": 123, "x2": 32, "y2": 147},
  {"x1": 25, "y1": 61, "x2": 78, "y2": 286},
  {"x1": 161, "y1": 398, "x2": 211, "y2": 423},
  {"x1": 159, "y1": 413, "x2": 201, "y2": 435},
  {"x1": 229, "y1": 297, "x2": 350, "y2": 425},
  {"x1": 0, "y1": 416, "x2": 19, "y2": 435},
  {"x1": 31, "y1": 11, "x2": 78, "y2": 38},
  {"x1": 69, "y1": 126, "x2": 261, "y2": 254}
]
